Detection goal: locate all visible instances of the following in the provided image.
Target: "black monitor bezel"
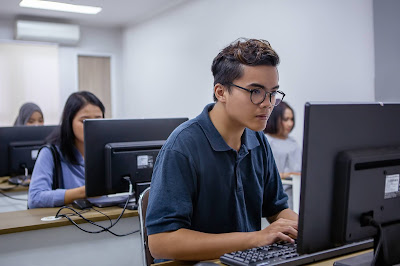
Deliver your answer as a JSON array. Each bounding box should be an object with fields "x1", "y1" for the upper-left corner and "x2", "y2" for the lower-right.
[
  {"x1": 298, "y1": 102, "x2": 400, "y2": 254},
  {"x1": 0, "y1": 125, "x2": 58, "y2": 177},
  {"x1": 84, "y1": 118, "x2": 187, "y2": 197}
]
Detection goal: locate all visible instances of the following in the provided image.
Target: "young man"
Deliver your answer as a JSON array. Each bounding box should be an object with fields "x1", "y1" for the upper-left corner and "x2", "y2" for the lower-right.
[{"x1": 146, "y1": 38, "x2": 298, "y2": 261}]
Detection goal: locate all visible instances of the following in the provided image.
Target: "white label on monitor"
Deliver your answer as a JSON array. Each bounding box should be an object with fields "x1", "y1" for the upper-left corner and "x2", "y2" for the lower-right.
[
  {"x1": 137, "y1": 155, "x2": 153, "y2": 169},
  {"x1": 31, "y1": 149, "x2": 39, "y2": 160},
  {"x1": 384, "y1": 174, "x2": 400, "y2": 199}
]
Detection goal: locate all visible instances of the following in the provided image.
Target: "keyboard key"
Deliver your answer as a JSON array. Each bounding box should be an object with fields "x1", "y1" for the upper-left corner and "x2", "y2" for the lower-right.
[{"x1": 220, "y1": 241, "x2": 300, "y2": 266}]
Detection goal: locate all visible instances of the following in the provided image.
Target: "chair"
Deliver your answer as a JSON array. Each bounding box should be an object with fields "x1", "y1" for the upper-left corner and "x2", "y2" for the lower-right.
[
  {"x1": 281, "y1": 175, "x2": 301, "y2": 214},
  {"x1": 138, "y1": 187, "x2": 154, "y2": 266}
]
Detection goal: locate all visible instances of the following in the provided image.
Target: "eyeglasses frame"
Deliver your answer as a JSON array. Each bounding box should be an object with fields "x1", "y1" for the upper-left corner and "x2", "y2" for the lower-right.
[{"x1": 229, "y1": 83, "x2": 285, "y2": 106}]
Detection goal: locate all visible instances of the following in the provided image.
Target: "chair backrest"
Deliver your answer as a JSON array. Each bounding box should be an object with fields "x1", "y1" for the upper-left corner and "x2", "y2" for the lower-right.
[{"x1": 138, "y1": 187, "x2": 153, "y2": 266}]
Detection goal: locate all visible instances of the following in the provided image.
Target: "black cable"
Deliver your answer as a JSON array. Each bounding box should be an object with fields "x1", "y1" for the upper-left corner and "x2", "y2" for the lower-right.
[
  {"x1": 54, "y1": 177, "x2": 139, "y2": 236},
  {"x1": 56, "y1": 206, "x2": 115, "y2": 233},
  {"x1": 91, "y1": 207, "x2": 113, "y2": 227},
  {"x1": 55, "y1": 202, "x2": 139, "y2": 236},
  {"x1": 0, "y1": 189, "x2": 28, "y2": 201},
  {"x1": 369, "y1": 219, "x2": 383, "y2": 266},
  {"x1": 0, "y1": 184, "x2": 18, "y2": 191},
  {"x1": 0, "y1": 177, "x2": 29, "y2": 201}
]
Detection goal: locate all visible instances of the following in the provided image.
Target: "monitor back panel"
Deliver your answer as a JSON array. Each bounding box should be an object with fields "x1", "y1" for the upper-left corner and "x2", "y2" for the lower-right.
[
  {"x1": 84, "y1": 118, "x2": 187, "y2": 197},
  {"x1": 298, "y1": 102, "x2": 400, "y2": 254},
  {"x1": 0, "y1": 125, "x2": 57, "y2": 176}
]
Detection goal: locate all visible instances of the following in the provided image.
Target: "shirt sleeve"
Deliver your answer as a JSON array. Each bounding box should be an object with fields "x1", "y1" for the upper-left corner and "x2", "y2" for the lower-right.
[
  {"x1": 146, "y1": 148, "x2": 197, "y2": 235},
  {"x1": 28, "y1": 147, "x2": 66, "y2": 208}
]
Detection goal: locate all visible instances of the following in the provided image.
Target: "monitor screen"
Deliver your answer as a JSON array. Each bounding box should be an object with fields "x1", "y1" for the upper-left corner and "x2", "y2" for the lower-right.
[
  {"x1": 0, "y1": 125, "x2": 58, "y2": 177},
  {"x1": 297, "y1": 102, "x2": 400, "y2": 264},
  {"x1": 84, "y1": 118, "x2": 188, "y2": 198}
]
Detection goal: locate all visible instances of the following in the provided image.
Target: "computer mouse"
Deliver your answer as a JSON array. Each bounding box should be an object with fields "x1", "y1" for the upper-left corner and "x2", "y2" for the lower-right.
[{"x1": 72, "y1": 199, "x2": 93, "y2": 210}]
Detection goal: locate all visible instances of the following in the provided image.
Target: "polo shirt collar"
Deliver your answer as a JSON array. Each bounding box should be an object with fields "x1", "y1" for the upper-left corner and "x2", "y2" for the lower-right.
[{"x1": 197, "y1": 103, "x2": 260, "y2": 152}]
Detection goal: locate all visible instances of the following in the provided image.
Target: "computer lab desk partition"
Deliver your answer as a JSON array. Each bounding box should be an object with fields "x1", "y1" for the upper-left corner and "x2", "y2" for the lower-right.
[{"x1": 0, "y1": 207, "x2": 143, "y2": 266}]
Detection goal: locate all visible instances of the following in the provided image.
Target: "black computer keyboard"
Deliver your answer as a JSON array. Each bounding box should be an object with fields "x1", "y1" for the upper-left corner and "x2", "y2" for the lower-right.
[
  {"x1": 220, "y1": 239, "x2": 374, "y2": 266},
  {"x1": 220, "y1": 241, "x2": 301, "y2": 266}
]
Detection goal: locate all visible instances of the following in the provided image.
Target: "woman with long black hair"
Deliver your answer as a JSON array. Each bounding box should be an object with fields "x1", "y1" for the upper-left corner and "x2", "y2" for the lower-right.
[{"x1": 28, "y1": 91, "x2": 105, "y2": 208}]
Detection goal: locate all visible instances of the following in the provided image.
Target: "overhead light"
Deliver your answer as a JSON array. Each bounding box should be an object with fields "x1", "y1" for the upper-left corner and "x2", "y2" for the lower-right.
[{"x1": 19, "y1": 0, "x2": 102, "y2": 14}]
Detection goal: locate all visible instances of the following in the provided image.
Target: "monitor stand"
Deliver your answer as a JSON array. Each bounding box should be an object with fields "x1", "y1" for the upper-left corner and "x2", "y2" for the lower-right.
[
  {"x1": 8, "y1": 175, "x2": 31, "y2": 186},
  {"x1": 88, "y1": 195, "x2": 130, "y2": 208},
  {"x1": 335, "y1": 222, "x2": 400, "y2": 266},
  {"x1": 118, "y1": 201, "x2": 138, "y2": 210}
]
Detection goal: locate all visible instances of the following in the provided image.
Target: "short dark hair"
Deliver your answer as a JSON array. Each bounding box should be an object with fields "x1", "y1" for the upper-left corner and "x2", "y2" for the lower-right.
[
  {"x1": 211, "y1": 38, "x2": 280, "y2": 102},
  {"x1": 264, "y1": 101, "x2": 295, "y2": 134},
  {"x1": 48, "y1": 91, "x2": 105, "y2": 164}
]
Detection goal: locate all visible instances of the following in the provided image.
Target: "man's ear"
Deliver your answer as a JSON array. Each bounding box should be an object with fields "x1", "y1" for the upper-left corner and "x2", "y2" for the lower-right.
[{"x1": 214, "y1": 83, "x2": 227, "y2": 103}]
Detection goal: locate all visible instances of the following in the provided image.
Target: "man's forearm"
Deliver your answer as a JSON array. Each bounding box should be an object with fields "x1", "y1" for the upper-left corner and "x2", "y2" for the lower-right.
[
  {"x1": 148, "y1": 228, "x2": 258, "y2": 261},
  {"x1": 268, "y1": 208, "x2": 299, "y2": 224}
]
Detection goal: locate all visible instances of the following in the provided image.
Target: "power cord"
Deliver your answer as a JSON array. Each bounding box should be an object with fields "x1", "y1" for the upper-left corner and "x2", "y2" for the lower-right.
[
  {"x1": 0, "y1": 178, "x2": 28, "y2": 201},
  {"x1": 360, "y1": 214, "x2": 383, "y2": 266},
  {"x1": 55, "y1": 176, "x2": 139, "y2": 237},
  {"x1": 0, "y1": 189, "x2": 28, "y2": 201}
]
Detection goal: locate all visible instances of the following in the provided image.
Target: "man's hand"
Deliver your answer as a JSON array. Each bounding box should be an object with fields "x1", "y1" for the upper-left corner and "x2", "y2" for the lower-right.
[{"x1": 251, "y1": 218, "x2": 298, "y2": 247}]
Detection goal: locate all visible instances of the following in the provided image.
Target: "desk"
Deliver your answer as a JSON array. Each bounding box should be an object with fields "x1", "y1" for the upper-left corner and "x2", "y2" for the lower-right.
[
  {"x1": 0, "y1": 176, "x2": 29, "y2": 213},
  {"x1": 0, "y1": 207, "x2": 143, "y2": 266}
]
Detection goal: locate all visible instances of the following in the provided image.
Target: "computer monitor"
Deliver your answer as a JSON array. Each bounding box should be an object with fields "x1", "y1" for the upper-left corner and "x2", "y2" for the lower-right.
[
  {"x1": 298, "y1": 102, "x2": 400, "y2": 265},
  {"x1": 0, "y1": 125, "x2": 58, "y2": 177},
  {"x1": 105, "y1": 140, "x2": 165, "y2": 204},
  {"x1": 84, "y1": 118, "x2": 188, "y2": 199}
]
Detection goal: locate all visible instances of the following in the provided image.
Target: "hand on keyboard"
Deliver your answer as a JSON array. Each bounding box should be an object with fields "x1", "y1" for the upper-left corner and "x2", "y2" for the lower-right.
[
  {"x1": 220, "y1": 241, "x2": 299, "y2": 265},
  {"x1": 251, "y1": 218, "x2": 298, "y2": 248}
]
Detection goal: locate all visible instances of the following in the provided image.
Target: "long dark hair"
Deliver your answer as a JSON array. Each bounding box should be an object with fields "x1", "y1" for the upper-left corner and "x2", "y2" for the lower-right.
[
  {"x1": 264, "y1": 101, "x2": 295, "y2": 135},
  {"x1": 47, "y1": 91, "x2": 105, "y2": 164}
]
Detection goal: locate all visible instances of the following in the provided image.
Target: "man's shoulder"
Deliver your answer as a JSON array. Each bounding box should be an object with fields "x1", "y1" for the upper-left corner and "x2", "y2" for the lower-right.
[{"x1": 163, "y1": 118, "x2": 204, "y2": 148}]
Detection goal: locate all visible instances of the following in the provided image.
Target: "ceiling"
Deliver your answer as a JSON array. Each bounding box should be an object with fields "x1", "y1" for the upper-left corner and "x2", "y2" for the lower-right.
[{"x1": 0, "y1": 0, "x2": 191, "y2": 29}]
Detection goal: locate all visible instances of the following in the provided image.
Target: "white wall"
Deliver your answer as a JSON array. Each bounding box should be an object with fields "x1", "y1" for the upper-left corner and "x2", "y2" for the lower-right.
[
  {"x1": 0, "y1": 41, "x2": 60, "y2": 126},
  {"x1": 122, "y1": 0, "x2": 375, "y2": 144},
  {"x1": 58, "y1": 25, "x2": 124, "y2": 118},
  {"x1": 374, "y1": 0, "x2": 400, "y2": 101},
  {"x1": 0, "y1": 19, "x2": 124, "y2": 125}
]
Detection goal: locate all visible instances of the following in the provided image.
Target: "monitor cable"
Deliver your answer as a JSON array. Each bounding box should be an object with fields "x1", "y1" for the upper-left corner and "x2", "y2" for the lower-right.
[
  {"x1": 0, "y1": 178, "x2": 28, "y2": 201},
  {"x1": 0, "y1": 189, "x2": 28, "y2": 201},
  {"x1": 361, "y1": 214, "x2": 383, "y2": 266},
  {"x1": 55, "y1": 176, "x2": 139, "y2": 237}
]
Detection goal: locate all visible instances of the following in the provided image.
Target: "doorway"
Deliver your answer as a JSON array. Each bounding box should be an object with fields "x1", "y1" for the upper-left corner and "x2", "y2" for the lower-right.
[{"x1": 78, "y1": 55, "x2": 112, "y2": 118}]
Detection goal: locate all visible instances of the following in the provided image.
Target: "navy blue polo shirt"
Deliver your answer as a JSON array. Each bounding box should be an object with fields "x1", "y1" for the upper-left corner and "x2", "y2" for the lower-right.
[{"x1": 146, "y1": 103, "x2": 288, "y2": 236}]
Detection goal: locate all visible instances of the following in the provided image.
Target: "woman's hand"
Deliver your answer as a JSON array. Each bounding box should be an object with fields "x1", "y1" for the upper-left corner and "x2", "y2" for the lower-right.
[
  {"x1": 64, "y1": 185, "x2": 86, "y2": 204},
  {"x1": 280, "y1": 172, "x2": 301, "y2": 179}
]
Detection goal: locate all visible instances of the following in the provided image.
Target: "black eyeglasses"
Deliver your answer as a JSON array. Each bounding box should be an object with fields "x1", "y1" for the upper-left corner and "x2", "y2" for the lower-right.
[{"x1": 229, "y1": 83, "x2": 285, "y2": 106}]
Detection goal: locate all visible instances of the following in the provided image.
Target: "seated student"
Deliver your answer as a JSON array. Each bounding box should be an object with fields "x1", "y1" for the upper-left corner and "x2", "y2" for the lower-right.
[
  {"x1": 14, "y1": 102, "x2": 44, "y2": 126},
  {"x1": 146, "y1": 38, "x2": 298, "y2": 261},
  {"x1": 264, "y1": 101, "x2": 302, "y2": 210},
  {"x1": 28, "y1": 91, "x2": 105, "y2": 208}
]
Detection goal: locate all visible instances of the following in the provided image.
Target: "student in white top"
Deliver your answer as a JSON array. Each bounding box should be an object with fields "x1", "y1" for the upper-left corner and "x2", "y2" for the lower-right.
[{"x1": 264, "y1": 101, "x2": 301, "y2": 209}]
